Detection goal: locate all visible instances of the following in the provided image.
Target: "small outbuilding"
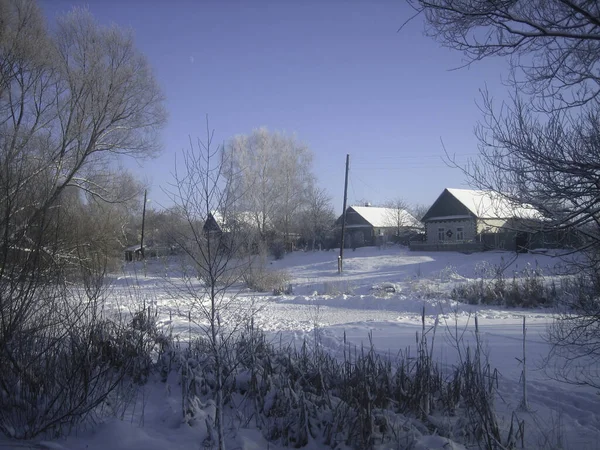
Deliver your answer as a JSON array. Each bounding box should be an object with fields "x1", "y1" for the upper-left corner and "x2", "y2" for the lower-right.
[{"x1": 124, "y1": 245, "x2": 144, "y2": 262}]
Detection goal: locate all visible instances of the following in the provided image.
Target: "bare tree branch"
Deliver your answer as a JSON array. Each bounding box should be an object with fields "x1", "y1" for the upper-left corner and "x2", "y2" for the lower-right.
[{"x1": 411, "y1": 0, "x2": 600, "y2": 388}]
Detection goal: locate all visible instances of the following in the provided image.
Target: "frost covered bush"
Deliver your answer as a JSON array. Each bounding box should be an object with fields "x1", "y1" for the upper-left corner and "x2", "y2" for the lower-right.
[
  {"x1": 439, "y1": 264, "x2": 461, "y2": 282},
  {"x1": 544, "y1": 270, "x2": 600, "y2": 390},
  {"x1": 97, "y1": 306, "x2": 161, "y2": 384},
  {"x1": 558, "y1": 271, "x2": 600, "y2": 308},
  {"x1": 0, "y1": 294, "x2": 161, "y2": 439},
  {"x1": 451, "y1": 262, "x2": 556, "y2": 307},
  {"x1": 164, "y1": 314, "x2": 521, "y2": 450},
  {"x1": 320, "y1": 280, "x2": 355, "y2": 296},
  {"x1": 243, "y1": 266, "x2": 290, "y2": 293},
  {"x1": 371, "y1": 282, "x2": 397, "y2": 296}
]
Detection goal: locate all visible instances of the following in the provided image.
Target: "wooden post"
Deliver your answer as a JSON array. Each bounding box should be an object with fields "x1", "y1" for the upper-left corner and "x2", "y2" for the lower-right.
[
  {"x1": 140, "y1": 189, "x2": 147, "y2": 259},
  {"x1": 339, "y1": 154, "x2": 350, "y2": 273},
  {"x1": 520, "y1": 316, "x2": 529, "y2": 410}
]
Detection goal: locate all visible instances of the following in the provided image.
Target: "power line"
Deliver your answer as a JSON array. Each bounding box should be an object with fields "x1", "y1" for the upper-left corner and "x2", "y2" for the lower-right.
[
  {"x1": 351, "y1": 153, "x2": 477, "y2": 161},
  {"x1": 348, "y1": 173, "x2": 358, "y2": 204},
  {"x1": 350, "y1": 166, "x2": 465, "y2": 170}
]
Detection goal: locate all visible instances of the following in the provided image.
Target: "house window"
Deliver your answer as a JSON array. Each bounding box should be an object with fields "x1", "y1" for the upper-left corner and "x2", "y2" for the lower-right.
[
  {"x1": 456, "y1": 227, "x2": 464, "y2": 241},
  {"x1": 438, "y1": 227, "x2": 445, "y2": 242}
]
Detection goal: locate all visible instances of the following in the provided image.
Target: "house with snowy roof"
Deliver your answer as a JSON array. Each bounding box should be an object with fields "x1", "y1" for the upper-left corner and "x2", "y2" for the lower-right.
[
  {"x1": 204, "y1": 210, "x2": 270, "y2": 235},
  {"x1": 414, "y1": 188, "x2": 545, "y2": 252},
  {"x1": 336, "y1": 204, "x2": 422, "y2": 248},
  {"x1": 203, "y1": 210, "x2": 274, "y2": 253}
]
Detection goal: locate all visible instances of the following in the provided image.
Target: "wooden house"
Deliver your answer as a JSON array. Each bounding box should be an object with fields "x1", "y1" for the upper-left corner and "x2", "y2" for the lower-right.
[
  {"x1": 124, "y1": 245, "x2": 143, "y2": 262},
  {"x1": 336, "y1": 205, "x2": 421, "y2": 248},
  {"x1": 412, "y1": 188, "x2": 544, "y2": 252},
  {"x1": 202, "y1": 210, "x2": 270, "y2": 254},
  {"x1": 203, "y1": 211, "x2": 269, "y2": 237}
]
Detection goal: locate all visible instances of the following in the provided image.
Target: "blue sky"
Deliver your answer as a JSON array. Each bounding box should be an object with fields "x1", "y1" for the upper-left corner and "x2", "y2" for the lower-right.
[{"x1": 41, "y1": 0, "x2": 508, "y2": 214}]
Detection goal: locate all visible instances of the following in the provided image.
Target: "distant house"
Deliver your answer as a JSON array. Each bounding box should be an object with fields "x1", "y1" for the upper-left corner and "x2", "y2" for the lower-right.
[
  {"x1": 412, "y1": 188, "x2": 545, "y2": 252},
  {"x1": 336, "y1": 205, "x2": 421, "y2": 248},
  {"x1": 203, "y1": 210, "x2": 269, "y2": 253},
  {"x1": 124, "y1": 243, "x2": 173, "y2": 261},
  {"x1": 203, "y1": 212, "x2": 225, "y2": 234},
  {"x1": 124, "y1": 245, "x2": 144, "y2": 262},
  {"x1": 203, "y1": 211, "x2": 269, "y2": 236}
]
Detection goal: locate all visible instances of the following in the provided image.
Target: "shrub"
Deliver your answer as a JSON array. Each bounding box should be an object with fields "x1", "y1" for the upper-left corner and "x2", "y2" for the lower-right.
[
  {"x1": 321, "y1": 280, "x2": 355, "y2": 296},
  {"x1": 270, "y1": 240, "x2": 286, "y2": 260},
  {"x1": 166, "y1": 313, "x2": 520, "y2": 450},
  {"x1": 0, "y1": 297, "x2": 160, "y2": 439},
  {"x1": 452, "y1": 262, "x2": 557, "y2": 307},
  {"x1": 243, "y1": 266, "x2": 290, "y2": 293}
]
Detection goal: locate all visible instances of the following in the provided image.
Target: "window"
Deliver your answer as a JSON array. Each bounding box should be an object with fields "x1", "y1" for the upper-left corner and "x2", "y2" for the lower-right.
[
  {"x1": 456, "y1": 227, "x2": 464, "y2": 241},
  {"x1": 438, "y1": 227, "x2": 445, "y2": 241}
]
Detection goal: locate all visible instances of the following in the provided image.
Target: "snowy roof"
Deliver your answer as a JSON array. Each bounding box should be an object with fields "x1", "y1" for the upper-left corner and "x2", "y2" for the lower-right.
[
  {"x1": 209, "y1": 210, "x2": 268, "y2": 231},
  {"x1": 445, "y1": 188, "x2": 541, "y2": 220},
  {"x1": 349, "y1": 206, "x2": 421, "y2": 228}
]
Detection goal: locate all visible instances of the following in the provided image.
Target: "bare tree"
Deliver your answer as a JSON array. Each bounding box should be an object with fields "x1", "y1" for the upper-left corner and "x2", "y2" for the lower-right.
[
  {"x1": 1, "y1": 1, "x2": 165, "y2": 274},
  {"x1": 409, "y1": 203, "x2": 431, "y2": 222},
  {"x1": 168, "y1": 120, "x2": 253, "y2": 450},
  {"x1": 137, "y1": 206, "x2": 188, "y2": 253},
  {"x1": 0, "y1": 0, "x2": 166, "y2": 436},
  {"x1": 300, "y1": 186, "x2": 335, "y2": 251},
  {"x1": 406, "y1": 0, "x2": 600, "y2": 112},
  {"x1": 277, "y1": 134, "x2": 314, "y2": 250},
  {"x1": 383, "y1": 197, "x2": 417, "y2": 242},
  {"x1": 223, "y1": 128, "x2": 314, "y2": 252},
  {"x1": 407, "y1": 0, "x2": 600, "y2": 387},
  {"x1": 54, "y1": 170, "x2": 145, "y2": 273}
]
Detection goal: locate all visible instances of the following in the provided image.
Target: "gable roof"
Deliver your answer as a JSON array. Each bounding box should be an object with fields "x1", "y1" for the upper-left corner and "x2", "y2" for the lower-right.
[
  {"x1": 206, "y1": 210, "x2": 269, "y2": 233},
  {"x1": 347, "y1": 206, "x2": 421, "y2": 228},
  {"x1": 424, "y1": 188, "x2": 541, "y2": 221}
]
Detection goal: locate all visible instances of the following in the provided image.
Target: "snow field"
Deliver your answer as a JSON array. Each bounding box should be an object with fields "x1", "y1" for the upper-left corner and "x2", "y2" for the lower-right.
[{"x1": 16, "y1": 246, "x2": 598, "y2": 449}]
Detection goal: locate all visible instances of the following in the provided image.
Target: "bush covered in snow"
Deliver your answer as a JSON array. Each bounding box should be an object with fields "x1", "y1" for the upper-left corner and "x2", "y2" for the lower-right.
[
  {"x1": 451, "y1": 261, "x2": 557, "y2": 307},
  {"x1": 0, "y1": 298, "x2": 162, "y2": 439},
  {"x1": 157, "y1": 314, "x2": 523, "y2": 450},
  {"x1": 243, "y1": 266, "x2": 290, "y2": 294}
]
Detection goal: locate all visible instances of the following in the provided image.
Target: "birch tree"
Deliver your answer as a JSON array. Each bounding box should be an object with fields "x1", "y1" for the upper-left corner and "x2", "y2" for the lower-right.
[{"x1": 223, "y1": 128, "x2": 314, "y2": 251}]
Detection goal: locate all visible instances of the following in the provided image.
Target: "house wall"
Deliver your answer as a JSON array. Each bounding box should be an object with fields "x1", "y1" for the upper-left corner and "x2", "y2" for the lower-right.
[
  {"x1": 343, "y1": 226, "x2": 400, "y2": 247},
  {"x1": 343, "y1": 226, "x2": 371, "y2": 248},
  {"x1": 373, "y1": 227, "x2": 397, "y2": 237},
  {"x1": 425, "y1": 219, "x2": 477, "y2": 244},
  {"x1": 477, "y1": 218, "x2": 509, "y2": 233}
]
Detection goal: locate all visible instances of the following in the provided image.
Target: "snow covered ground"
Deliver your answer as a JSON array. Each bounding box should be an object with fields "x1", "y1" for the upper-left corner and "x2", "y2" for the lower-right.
[{"x1": 6, "y1": 246, "x2": 600, "y2": 449}]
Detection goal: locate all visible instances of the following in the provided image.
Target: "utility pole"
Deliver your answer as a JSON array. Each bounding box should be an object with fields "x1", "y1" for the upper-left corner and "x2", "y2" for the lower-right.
[
  {"x1": 140, "y1": 189, "x2": 147, "y2": 259},
  {"x1": 339, "y1": 154, "x2": 349, "y2": 273}
]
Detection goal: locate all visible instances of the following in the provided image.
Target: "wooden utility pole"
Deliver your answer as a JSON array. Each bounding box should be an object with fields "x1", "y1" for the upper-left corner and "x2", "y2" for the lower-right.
[
  {"x1": 140, "y1": 189, "x2": 147, "y2": 259},
  {"x1": 520, "y1": 316, "x2": 530, "y2": 411},
  {"x1": 339, "y1": 154, "x2": 350, "y2": 273}
]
